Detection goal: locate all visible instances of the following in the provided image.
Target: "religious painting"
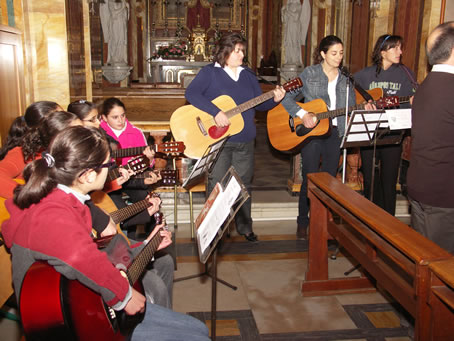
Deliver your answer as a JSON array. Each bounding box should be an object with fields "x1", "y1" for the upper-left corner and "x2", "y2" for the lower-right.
[{"x1": 150, "y1": 0, "x2": 244, "y2": 31}]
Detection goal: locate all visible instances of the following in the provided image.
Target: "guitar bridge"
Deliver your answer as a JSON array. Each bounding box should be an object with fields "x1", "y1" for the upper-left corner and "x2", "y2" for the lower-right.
[{"x1": 196, "y1": 116, "x2": 208, "y2": 136}]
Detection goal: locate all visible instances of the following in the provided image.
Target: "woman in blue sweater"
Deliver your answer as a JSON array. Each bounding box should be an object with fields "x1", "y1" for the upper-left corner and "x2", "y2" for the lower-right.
[{"x1": 185, "y1": 33, "x2": 285, "y2": 242}]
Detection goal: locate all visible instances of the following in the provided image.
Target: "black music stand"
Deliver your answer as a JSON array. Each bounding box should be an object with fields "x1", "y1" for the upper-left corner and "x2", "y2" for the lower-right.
[
  {"x1": 199, "y1": 167, "x2": 249, "y2": 341},
  {"x1": 341, "y1": 109, "x2": 404, "y2": 202},
  {"x1": 181, "y1": 136, "x2": 228, "y2": 190},
  {"x1": 335, "y1": 109, "x2": 406, "y2": 271}
]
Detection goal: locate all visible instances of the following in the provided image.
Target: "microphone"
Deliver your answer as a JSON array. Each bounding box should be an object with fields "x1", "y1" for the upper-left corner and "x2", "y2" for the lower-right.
[{"x1": 340, "y1": 66, "x2": 352, "y2": 78}]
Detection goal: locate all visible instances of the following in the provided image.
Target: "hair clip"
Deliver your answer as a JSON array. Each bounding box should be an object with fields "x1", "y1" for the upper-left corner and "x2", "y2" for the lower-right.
[{"x1": 42, "y1": 151, "x2": 55, "y2": 168}]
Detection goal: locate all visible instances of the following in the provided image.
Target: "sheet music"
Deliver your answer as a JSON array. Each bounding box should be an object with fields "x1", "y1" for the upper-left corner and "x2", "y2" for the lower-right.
[
  {"x1": 197, "y1": 176, "x2": 242, "y2": 254},
  {"x1": 345, "y1": 111, "x2": 388, "y2": 142},
  {"x1": 385, "y1": 108, "x2": 412, "y2": 130}
]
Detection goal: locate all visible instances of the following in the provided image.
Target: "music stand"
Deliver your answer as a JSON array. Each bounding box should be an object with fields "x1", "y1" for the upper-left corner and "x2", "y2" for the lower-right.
[
  {"x1": 182, "y1": 136, "x2": 229, "y2": 190},
  {"x1": 342, "y1": 109, "x2": 406, "y2": 201},
  {"x1": 196, "y1": 167, "x2": 249, "y2": 341}
]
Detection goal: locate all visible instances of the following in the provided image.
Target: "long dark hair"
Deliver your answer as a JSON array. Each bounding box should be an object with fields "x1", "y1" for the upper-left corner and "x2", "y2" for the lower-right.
[
  {"x1": 372, "y1": 34, "x2": 403, "y2": 76},
  {"x1": 100, "y1": 97, "x2": 126, "y2": 118},
  {"x1": 14, "y1": 126, "x2": 109, "y2": 209},
  {"x1": 213, "y1": 32, "x2": 247, "y2": 67},
  {"x1": 67, "y1": 100, "x2": 97, "y2": 121},
  {"x1": 313, "y1": 35, "x2": 343, "y2": 65},
  {"x1": 0, "y1": 117, "x2": 28, "y2": 160},
  {"x1": 21, "y1": 111, "x2": 80, "y2": 161},
  {"x1": 24, "y1": 101, "x2": 61, "y2": 128}
]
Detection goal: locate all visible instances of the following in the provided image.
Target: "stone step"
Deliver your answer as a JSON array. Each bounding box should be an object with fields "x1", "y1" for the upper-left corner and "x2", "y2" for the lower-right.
[{"x1": 159, "y1": 191, "x2": 410, "y2": 225}]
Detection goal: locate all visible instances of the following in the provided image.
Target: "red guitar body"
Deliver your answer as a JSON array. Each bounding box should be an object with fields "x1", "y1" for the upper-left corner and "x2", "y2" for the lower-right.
[{"x1": 20, "y1": 261, "x2": 144, "y2": 341}]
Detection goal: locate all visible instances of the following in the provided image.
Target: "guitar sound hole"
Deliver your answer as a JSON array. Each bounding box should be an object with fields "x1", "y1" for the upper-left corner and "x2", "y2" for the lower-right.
[{"x1": 208, "y1": 125, "x2": 229, "y2": 139}]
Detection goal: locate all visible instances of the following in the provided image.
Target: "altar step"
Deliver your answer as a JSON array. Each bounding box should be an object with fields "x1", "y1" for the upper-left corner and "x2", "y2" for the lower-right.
[{"x1": 159, "y1": 190, "x2": 411, "y2": 226}]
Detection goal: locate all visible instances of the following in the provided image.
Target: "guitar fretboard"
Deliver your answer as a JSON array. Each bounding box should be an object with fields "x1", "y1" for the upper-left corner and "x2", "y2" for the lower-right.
[
  {"x1": 110, "y1": 198, "x2": 151, "y2": 224},
  {"x1": 127, "y1": 229, "x2": 163, "y2": 285},
  {"x1": 316, "y1": 95, "x2": 411, "y2": 120},
  {"x1": 112, "y1": 146, "x2": 148, "y2": 159},
  {"x1": 225, "y1": 91, "x2": 275, "y2": 119}
]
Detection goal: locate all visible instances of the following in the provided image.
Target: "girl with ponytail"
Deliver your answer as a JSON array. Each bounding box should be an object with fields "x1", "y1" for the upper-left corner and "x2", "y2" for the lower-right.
[{"x1": 2, "y1": 126, "x2": 209, "y2": 341}]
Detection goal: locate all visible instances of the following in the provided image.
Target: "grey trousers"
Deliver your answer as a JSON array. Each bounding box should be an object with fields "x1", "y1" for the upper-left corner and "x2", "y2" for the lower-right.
[
  {"x1": 207, "y1": 140, "x2": 254, "y2": 236},
  {"x1": 409, "y1": 197, "x2": 454, "y2": 254}
]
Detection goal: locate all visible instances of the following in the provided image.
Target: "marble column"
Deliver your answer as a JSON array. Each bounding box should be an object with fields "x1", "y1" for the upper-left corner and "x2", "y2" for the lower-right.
[{"x1": 21, "y1": 0, "x2": 71, "y2": 107}]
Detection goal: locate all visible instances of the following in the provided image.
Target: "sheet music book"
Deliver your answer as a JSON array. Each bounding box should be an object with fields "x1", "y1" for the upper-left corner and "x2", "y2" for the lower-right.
[{"x1": 196, "y1": 175, "x2": 242, "y2": 256}]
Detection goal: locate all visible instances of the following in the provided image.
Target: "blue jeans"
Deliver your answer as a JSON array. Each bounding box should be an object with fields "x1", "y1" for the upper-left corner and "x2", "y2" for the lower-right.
[
  {"x1": 207, "y1": 140, "x2": 254, "y2": 235},
  {"x1": 131, "y1": 303, "x2": 210, "y2": 341},
  {"x1": 298, "y1": 129, "x2": 341, "y2": 227}
]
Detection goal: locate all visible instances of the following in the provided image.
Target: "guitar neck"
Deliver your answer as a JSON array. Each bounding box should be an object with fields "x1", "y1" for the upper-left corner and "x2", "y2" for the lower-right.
[
  {"x1": 317, "y1": 95, "x2": 412, "y2": 120},
  {"x1": 127, "y1": 229, "x2": 162, "y2": 285},
  {"x1": 225, "y1": 90, "x2": 275, "y2": 119},
  {"x1": 112, "y1": 145, "x2": 148, "y2": 159},
  {"x1": 110, "y1": 198, "x2": 151, "y2": 225}
]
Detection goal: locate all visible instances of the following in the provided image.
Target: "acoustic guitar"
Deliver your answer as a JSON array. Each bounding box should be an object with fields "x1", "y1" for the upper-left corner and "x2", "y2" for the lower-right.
[
  {"x1": 267, "y1": 93, "x2": 411, "y2": 153},
  {"x1": 170, "y1": 77, "x2": 303, "y2": 159},
  {"x1": 19, "y1": 202, "x2": 165, "y2": 340}
]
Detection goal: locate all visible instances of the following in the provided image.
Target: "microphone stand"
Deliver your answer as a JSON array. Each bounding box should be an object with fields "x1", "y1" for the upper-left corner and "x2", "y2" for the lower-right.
[{"x1": 342, "y1": 73, "x2": 350, "y2": 184}]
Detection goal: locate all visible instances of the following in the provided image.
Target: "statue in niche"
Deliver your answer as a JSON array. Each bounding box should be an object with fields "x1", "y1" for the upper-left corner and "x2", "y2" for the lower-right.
[
  {"x1": 281, "y1": 0, "x2": 311, "y2": 66},
  {"x1": 100, "y1": 0, "x2": 130, "y2": 66}
]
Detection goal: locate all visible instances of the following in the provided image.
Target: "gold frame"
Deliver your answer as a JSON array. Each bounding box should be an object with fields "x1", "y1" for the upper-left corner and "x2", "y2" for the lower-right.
[{"x1": 153, "y1": 0, "x2": 243, "y2": 31}]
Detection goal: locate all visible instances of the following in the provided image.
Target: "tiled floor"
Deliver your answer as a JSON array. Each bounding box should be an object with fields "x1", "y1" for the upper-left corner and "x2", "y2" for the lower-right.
[{"x1": 172, "y1": 220, "x2": 413, "y2": 340}]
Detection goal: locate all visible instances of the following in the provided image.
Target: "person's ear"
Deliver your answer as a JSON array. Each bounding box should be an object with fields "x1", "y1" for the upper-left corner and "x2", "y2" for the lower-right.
[
  {"x1": 320, "y1": 51, "x2": 326, "y2": 60},
  {"x1": 79, "y1": 169, "x2": 96, "y2": 184}
]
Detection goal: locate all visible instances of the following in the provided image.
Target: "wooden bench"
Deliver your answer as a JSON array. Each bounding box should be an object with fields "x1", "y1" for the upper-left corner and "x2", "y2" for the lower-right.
[
  {"x1": 304, "y1": 172, "x2": 453, "y2": 341},
  {"x1": 427, "y1": 258, "x2": 454, "y2": 340}
]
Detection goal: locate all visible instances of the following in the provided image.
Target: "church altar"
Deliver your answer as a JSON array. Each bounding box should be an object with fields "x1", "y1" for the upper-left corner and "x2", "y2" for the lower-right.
[{"x1": 149, "y1": 59, "x2": 210, "y2": 85}]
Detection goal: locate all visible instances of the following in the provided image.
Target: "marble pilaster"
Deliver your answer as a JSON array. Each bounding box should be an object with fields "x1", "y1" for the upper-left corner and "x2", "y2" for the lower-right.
[{"x1": 22, "y1": 0, "x2": 70, "y2": 108}]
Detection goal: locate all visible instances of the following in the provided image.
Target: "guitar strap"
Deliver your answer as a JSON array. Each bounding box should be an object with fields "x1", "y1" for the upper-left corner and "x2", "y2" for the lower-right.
[{"x1": 341, "y1": 69, "x2": 374, "y2": 102}]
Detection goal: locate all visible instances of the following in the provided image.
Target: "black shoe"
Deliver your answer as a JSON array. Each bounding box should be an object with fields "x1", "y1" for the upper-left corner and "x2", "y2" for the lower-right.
[
  {"x1": 244, "y1": 232, "x2": 259, "y2": 243},
  {"x1": 296, "y1": 224, "x2": 307, "y2": 240}
]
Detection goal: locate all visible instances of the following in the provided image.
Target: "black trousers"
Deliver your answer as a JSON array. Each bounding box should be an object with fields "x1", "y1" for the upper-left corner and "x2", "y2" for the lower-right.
[{"x1": 360, "y1": 144, "x2": 402, "y2": 215}]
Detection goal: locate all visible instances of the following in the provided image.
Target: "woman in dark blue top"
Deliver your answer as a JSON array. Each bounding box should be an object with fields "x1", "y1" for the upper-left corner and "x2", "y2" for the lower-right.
[{"x1": 185, "y1": 32, "x2": 285, "y2": 242}]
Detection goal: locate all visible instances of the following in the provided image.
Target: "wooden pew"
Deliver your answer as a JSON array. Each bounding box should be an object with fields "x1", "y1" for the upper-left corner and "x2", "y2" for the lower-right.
[
  {"x1": 427, "y1": 258, "x2": 454, "y2": 340},
  {"x1": 304, "y1": 172, "x2": 453, "y2": 341}
]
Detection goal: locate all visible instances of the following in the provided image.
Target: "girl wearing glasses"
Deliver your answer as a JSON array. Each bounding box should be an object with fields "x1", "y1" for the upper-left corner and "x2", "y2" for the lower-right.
[{"x1": 2, "y1": 126, "x2": 209, "y2": 341}]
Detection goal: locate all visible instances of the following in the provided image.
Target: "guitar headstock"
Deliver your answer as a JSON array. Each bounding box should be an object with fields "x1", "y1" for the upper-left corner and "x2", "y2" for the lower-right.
[
  {"x1": 155, "y1": 141, "x2": 185, "y2": 156},
  {"x1": 126, "y1": 155, "x2": 149, "y2": 174},
  {"x1": 375, "y1": 96, "x2": 400, "y2": 109},
  {"x1": 282, "y1": 77, "x2": 303, "y2": 93},
  {"x1": 158, "y1": 169, "x2": 178, "y2": 186}
]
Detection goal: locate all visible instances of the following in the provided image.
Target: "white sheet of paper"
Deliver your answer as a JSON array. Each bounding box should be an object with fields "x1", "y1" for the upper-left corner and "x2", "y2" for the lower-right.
[
  {"x1": 385, "y1": 109, "x2": 412, "y2": 130},
  {"x1": 197, "y1": 176, "x2": 242, "y2": 254}
]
